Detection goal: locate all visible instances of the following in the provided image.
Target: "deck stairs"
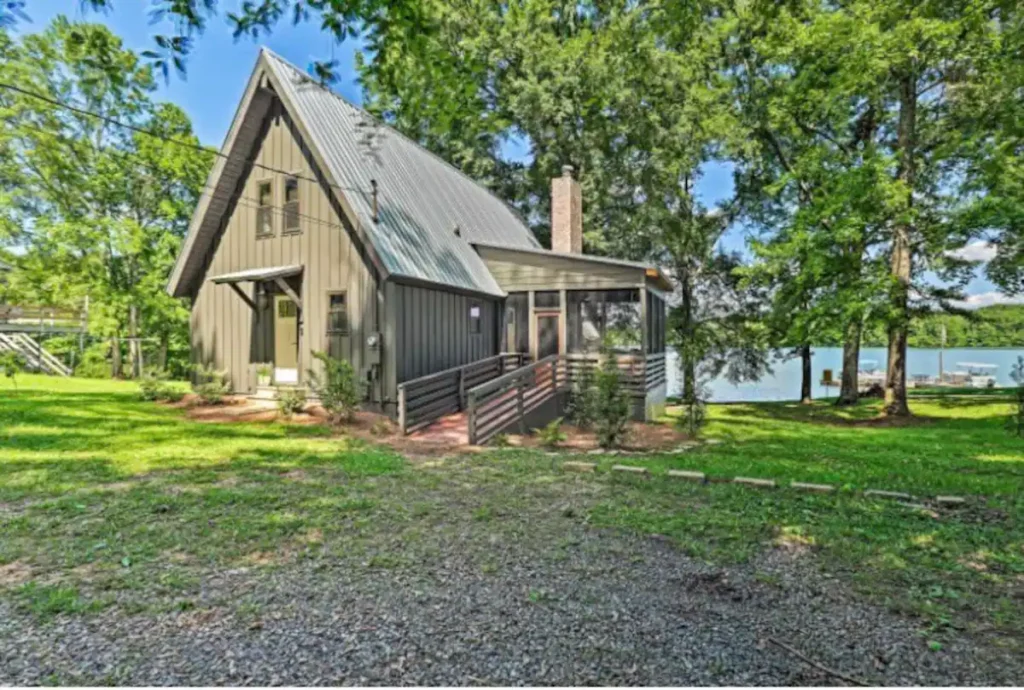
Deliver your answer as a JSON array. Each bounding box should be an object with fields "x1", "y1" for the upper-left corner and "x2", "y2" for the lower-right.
[
  {"x1": 400, "y1": 354, "x2": 570, "y2": 445},
  {"x1": 399, "y1": 352, "x2": 666, "y2": 446},
  {"x1": 0, "y1": 332, "x2": 72, "y2": 376}
]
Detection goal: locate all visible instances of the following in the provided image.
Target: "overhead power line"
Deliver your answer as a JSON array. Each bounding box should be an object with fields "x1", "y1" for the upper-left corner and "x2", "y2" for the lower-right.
[{"x1": 0, "y1": 80, "x2": 370, "y2": 197}]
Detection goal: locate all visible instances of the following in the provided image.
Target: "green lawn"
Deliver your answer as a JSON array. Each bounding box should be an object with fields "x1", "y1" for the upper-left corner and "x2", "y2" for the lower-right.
[{"x1": 1, "y1": 374, "x2": 1022, "y2": 645}]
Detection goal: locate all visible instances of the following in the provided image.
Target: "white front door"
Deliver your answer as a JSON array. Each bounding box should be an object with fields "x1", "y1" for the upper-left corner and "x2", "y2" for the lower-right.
[{"x1": 273, "y1": 295, "x2": 299, "y2": 384}]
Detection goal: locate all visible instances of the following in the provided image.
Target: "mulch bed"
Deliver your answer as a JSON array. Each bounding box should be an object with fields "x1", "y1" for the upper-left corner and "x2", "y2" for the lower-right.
[{"x1": 165, "y1": 397, "x2": 690, "y2": 456}]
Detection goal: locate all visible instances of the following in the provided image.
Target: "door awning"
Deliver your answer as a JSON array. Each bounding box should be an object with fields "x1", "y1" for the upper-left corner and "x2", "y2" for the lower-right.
[
  {"x1": 210, "y1": 265, "x2": 303, "y2": 312},
  {"x1": 209, "y1": 265, "x2": 303, "y2": 284}
]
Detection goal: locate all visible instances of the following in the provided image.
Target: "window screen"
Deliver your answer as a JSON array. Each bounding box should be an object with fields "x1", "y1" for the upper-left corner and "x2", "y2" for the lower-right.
[
  {"x1": 256, "y1": 180, "x2": 273, "y2": 237},
  {"x1": 283, "y1": 177, "x2": 300, "y2": 233},
  {"x1": 505, "y1": 293, "x2": 529, "y2": 353}
]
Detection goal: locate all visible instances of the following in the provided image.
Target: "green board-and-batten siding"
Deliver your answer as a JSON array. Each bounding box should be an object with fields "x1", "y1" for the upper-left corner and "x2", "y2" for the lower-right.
[
  {"x1": 190, "y1": 98, "x2": 379, "y2": 394},
  {"x1": 384, "y1": 281, "x2": 500, "y2": 392}
]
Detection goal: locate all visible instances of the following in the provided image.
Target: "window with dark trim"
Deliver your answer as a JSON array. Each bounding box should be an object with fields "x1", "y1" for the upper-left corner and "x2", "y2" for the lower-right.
[
  {"x1": 283, "y1": 176, "x2": 300, "y2": 234},
  {"x1": 469, "y1": 302, "x2": 482, "y2": 334},
  {"x1": 326, "y1": 292, "x2": 349, "y2": 359},
  {"x1": 256, "y1": 180, "x2": 274, "y2": 237}
]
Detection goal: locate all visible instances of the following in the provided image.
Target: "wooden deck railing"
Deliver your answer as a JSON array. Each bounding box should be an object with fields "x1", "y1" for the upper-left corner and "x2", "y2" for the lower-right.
[
  {"x1": 0, "y1": 304, "x2": 86, "y2": 333},
  {"x1": 465, "y1": 351, "x2": 668, "y2": 445},
  {"x1": 397, "y1": 353, "x2": 529, "y2": 434},
  {"x1": 466, "y1": 354, "x2": 569, "y2": 445},
  {"x1": 644, "y1": 352, "x2": 667, "y2": 390},
  {"x1": 563, "y1": 351, "x2": 667, "y2": 396}
]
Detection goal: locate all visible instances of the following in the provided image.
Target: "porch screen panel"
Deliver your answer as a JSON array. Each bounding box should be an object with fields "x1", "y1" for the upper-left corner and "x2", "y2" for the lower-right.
[
  {"x1": 646, "y1": 292, "x2": 666, "y2": 354},
  {"x1": 504, "y1": 292, "x2": 529, "y2": 353},
  {"x1": 567, "y1": 289, "x2": 640, "y2": 353}
]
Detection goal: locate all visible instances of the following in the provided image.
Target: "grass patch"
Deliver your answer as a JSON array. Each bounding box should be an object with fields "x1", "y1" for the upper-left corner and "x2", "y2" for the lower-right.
[
  {"x1": 15, "y1": 582, "x2": 109, "y2": 618},
  {"x1": 2, "y1": 375, "x2": 1021, "y2": 645},
  {"x1": 0, "y1": 374, "x2": 406, "y2": 596}
]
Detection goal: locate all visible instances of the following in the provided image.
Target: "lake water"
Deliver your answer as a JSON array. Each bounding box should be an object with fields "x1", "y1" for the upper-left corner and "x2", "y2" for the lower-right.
[{"x1": 665, "y1": 347, "x2": 1024, "y2": 402}]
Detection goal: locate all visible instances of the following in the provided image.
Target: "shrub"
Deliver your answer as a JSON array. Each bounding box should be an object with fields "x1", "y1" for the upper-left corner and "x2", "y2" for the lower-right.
[
  {"x1": 1, "y1": 351, "x2": 25, "y2": 389},
  {"x1": 595, "y1": 352, "x2": 630, "y2": 448},
  {"x1": 306, "y1": 351, "x2": 362, "y2": 423},
  {"x1": 192, "y1": 364, "x2": 229, "y2": 405},
  {"x1": 566, "y1": 361, "x2": 598, "y2": 429},
  {"x1": 370, "y1": 418, "x2": 394, "y2": 437},
  {"x1": 138, "y1": 368, "x2": 184, "y2": 402},
  {"x1": 276, "y1": 387, "x2": 307, "y2": 417},
  {"x1": 74, "y1": 343, "x2": 110, "y2": 379},
  {"x1": 677, "y1": 383, "x2": 709, "y2": 438},
  {"x1": 534, "y1": 417, "x2": 566, "y2": 449},
  {"x1": 491, "y1": 433, "x2": 512, "y2": 448}
]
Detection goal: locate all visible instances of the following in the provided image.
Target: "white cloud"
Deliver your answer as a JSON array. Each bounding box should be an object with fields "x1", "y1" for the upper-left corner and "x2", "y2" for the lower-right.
[
  {"x1": 952, "y1": 291, "x2": 1024, "y2": 310},
  {"x1": 947, "y1": 240, "x2": 997, "y2": 263}
]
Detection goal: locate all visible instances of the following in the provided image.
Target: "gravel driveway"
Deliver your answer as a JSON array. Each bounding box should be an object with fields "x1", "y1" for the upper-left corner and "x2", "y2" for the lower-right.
[{"x1": 1, "y1": 517, "x2": 1018, "y2": 686}]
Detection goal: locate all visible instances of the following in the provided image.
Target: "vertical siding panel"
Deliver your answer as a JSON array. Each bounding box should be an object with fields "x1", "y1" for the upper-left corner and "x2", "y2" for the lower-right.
[{"x1": 401, "y1": 285, "x2": 410, "y2": 381}]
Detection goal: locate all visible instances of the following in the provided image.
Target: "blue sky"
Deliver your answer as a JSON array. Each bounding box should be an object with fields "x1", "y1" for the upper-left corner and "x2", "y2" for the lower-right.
[{"x1": 18, "y1": 1, "x2": 1003, "y2": 303}]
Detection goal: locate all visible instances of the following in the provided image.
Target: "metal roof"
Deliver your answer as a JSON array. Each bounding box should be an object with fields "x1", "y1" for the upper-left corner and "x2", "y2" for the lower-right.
[
  {"x1": 209, "y1": 265, "x2": 303, "y2": 284},
  {"x1": 262, "y1": 50, "x2": 541, "y2": 296}
]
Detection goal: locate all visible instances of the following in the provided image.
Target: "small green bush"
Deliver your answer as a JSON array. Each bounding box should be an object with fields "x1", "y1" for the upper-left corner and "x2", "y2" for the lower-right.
[
  {"x1": 276, "y1": 387, "x2": 307, "y2": 417},
  {"x1": 566, "y1": 362, "x2": 598, "y2": 429},
  {"x1": 1, "y1": 351, "x2": 25, "y2": 389},
  {"x1": 306, "y1": 351, "x2": 362, "y2": 423},
  {"x1": 534, "y1": 417, "x2": 567, "y2": 449},
  {"x1": 677, "y1": 373, "x2": 709, "y2": 438},
  {"x1": 595, "y1": 352, "x2": 630, "y2": 448},
  {"x1": 491, "y1": 433, "x2": 512, "y2": 448},
  {"x1": 138, "y1": 368, "x2": 184, "y2": 402},
  {"x1": 370, "y1": 418, "x2": 394, "y2": 436},
  {"x1": 192, "y1": 364, "x2": 230, "y2": 405},
  {"x1": 74, "y1": 343, "x2": 110, "y2": 379}
]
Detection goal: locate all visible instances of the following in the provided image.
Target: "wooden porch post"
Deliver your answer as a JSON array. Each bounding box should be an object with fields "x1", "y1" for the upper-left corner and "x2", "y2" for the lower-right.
[
  {"x1": 639, "y1": 285, "x2": 648, "y2": 355},
  {"x1": 527, "y1": 290, "x2": 536, "y2": 360},
  {"x1": 398, "y1": 385, "x2": 407, "y2": 434},
  {"x1": 559, "y1": 288, "x2": 567, "y2": 354}
]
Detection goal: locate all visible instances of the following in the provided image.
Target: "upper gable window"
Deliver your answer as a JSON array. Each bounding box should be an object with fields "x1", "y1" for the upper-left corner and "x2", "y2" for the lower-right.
[
  {"x1": 256, "y1": 180, "x2": 273, "y2": 238},
  {"x1": 283, "y1": 176, "x2": 300, "y2": 234}
]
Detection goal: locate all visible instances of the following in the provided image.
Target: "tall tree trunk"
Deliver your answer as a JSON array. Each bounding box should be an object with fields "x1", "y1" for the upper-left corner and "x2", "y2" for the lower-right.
[
  {"x1": 679, "y1": 270, "x2": 696, "y2": 402},
  {"x1": 128, "y1": 303, "x2": 141, "y2": 378},
  {"x1": 110, "y1": 334, "x2": 122, "y2": 378},
  {"x1": 158, "y1": 333, "x2": 168, "y2": 371},
  {"x1": 800, "y1": 344, "x2": 812, "y2": 404},
  {"x1": 837, "y1": 318, "x2": 862, "y2": 406},
  {"x1": 885, "y1": 70, "x2": 916, "y2": 417}
]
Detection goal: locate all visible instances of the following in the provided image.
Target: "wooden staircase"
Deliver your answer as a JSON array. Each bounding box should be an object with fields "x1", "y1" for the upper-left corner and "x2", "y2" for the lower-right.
[{"x1": 0, "y1": 332, "x2": 72, "y2": 376}]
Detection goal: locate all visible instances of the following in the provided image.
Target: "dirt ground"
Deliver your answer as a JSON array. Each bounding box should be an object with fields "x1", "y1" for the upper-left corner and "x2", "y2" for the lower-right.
[{"x1": 171, "y1": 395, "x2": 692, "y2": 456}]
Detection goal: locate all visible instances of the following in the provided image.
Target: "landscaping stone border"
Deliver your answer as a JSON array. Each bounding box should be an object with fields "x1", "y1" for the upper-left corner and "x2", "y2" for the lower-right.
[{"x1": 560, "y1": 459, "x2": 968, "y2": 508}]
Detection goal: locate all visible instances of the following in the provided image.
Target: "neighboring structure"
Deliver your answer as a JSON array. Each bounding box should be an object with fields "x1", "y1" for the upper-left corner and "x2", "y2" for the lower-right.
[
  {"x1": 169, "y1": 49, "x2": 669, "y2": 426},
  {"x1": 0, "y1": 259, "x2": 78, "y2": 376}
]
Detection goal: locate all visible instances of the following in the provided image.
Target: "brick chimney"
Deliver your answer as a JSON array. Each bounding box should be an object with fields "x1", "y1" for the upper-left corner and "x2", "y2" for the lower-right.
[{"x1": 551, "y1": 164, "x2": 582, "y2": 254}]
